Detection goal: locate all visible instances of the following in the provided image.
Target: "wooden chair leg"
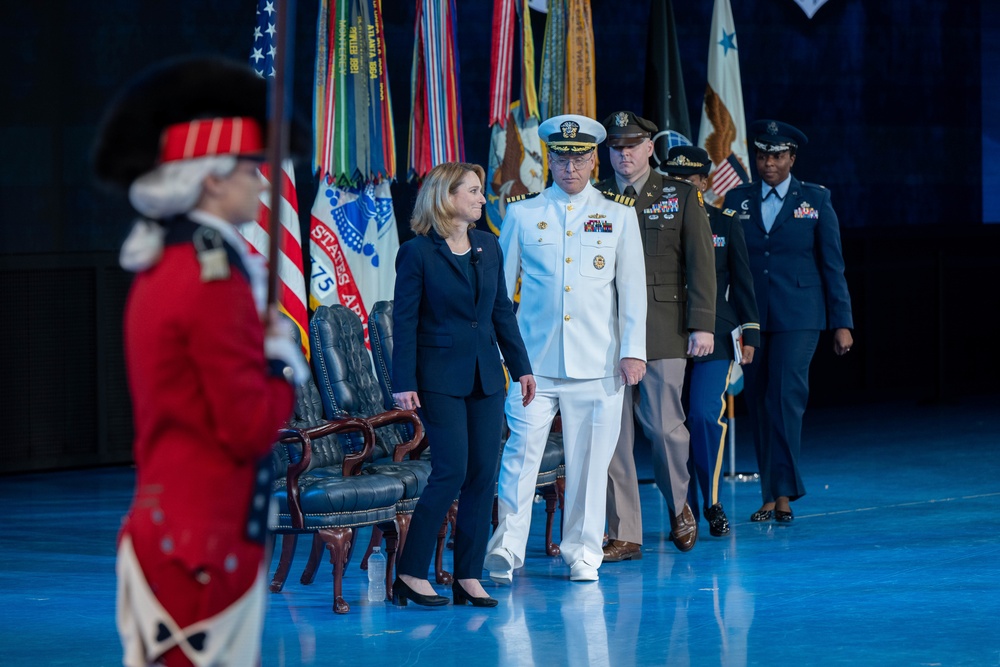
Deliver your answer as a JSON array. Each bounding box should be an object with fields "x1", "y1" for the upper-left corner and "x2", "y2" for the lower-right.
[
  {"x1": 379, "y1": 519, "x2": 400, "y2": 601},
  {"x1": 317, "y1": 527, "x2": 353, "y2": 614},
  {"x1": 541, "y1": 485, "x2": 561, "y2": 557},
  {"x1": 361, "y1": 525, "x2": 383, "y2": 571},
  {"x1": 300, "y1": 533, "x2": 325, "y2": 585},
  {"x1": 269, "y1": 534, "x2": 298, "y2": 593},
  {"x1": 385, "y1": 514, "x2": 413, "y2": 596},
  {"x1": 447, "y1": 500, "x2": 458, "y2": 549},
  {"x1": 435, "y1": 502, "x2": 456, "y2": 584},
  {"x1": 394, "y1": 513, "x2": 411, "y2": 561}
]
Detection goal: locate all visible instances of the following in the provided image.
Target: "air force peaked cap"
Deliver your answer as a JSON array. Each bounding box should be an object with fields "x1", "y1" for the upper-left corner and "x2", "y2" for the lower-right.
[
  {"x1": 750, "y1": 119, "x2": 808, "y2": 154},
  {"x1": 539, "y1": 114, "x2": 606, "y2": 154}
]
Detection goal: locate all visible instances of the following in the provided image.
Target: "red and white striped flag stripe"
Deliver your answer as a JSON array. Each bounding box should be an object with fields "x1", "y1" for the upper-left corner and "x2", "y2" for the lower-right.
[
  {"x1": 241, "y1": 160, "x2": 310, "y2": 359},
  {"x1": 489, "y1": 0, "x2": 516, "y2": 128},
  {"x1": 711, "y1": 158, "x2": 743, "y2": 198}
]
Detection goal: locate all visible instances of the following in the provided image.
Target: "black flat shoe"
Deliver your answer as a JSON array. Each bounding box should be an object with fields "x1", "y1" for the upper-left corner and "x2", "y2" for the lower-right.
[
  {"x1": 452, "y1": 581, "x2": 498, "y2": 607},
  {"x1": 774, "y1": 509, "x2": 794, "y2": 523},
  {"x1": 750, "y1": 509, "x2": 773, "y2": 522},
  {"x1": 392, "y1": 578, "x2": 449, "y2": 607},
  {"x1": 705, "y1": 503, "x2": 731, "y2": 536}
]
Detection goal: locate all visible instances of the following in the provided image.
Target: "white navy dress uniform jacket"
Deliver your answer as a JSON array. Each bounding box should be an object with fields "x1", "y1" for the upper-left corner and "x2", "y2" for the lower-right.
[{"x1": 499, "y1": 182, "x2": 647, "y2": 377}]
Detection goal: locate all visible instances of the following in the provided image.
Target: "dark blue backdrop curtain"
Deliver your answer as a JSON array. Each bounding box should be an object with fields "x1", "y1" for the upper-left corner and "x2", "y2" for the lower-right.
[{"x1": 0, "y1": 0, "x2": 982, "y2": 255}]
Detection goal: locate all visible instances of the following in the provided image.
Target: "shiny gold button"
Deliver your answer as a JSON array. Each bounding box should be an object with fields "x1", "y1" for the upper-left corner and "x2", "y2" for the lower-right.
[
  {"x1": 565, "y1": 286, "x2": 571, "y2": 292},
  {"x1": 567, "y1": 231, "x2": 574, "y2": 236},
  {"x1": 597, "y1": 240, "x2": 602, "y2": 244},
  {"x1": 565, "y1": 257, "x2": 573, "y2": 263},
  {"x1": 564, "y1": 315, "x2": 571, "y2": 321}
]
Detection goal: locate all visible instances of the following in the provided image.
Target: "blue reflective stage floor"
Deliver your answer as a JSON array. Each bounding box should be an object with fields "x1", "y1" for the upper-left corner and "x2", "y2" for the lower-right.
[{"x1": 3, "y1": 397, "x2": 999, "y2": 666}]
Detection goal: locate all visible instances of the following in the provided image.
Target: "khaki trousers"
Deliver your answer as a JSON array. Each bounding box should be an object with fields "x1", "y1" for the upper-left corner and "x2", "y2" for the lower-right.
[{"x1": 606, "y1": 358, "x2": 690, "y2": 543}]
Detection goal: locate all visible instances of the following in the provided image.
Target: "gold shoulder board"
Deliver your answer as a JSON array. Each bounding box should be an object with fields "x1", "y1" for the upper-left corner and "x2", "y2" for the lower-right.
[
  {"x1": 601, "y1": 190, "x2": 635, "y2": 207},
  {"x1": 505, "y1": 192, "x2": 541, "y2": 205}
]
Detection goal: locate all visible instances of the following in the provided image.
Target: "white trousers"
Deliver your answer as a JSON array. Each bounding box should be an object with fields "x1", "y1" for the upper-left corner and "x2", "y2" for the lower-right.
[{"x1": 488, "y1": 374, "x2": 625, "y2": 570}]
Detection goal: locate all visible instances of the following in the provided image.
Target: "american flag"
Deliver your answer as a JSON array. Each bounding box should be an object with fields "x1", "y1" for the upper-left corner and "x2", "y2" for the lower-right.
[
  {"x1": 250, "y1": 1, "x2": 279, "y2": 78},
  {"x1": 246, "y1": 0, "x2": 310, "y2": 357},
  {"x1": 710, "y1": 153, "x2": 750, "y2": 201}
]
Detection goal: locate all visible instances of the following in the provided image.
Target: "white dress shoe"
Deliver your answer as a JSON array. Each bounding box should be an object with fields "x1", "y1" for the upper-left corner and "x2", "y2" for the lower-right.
[
  {"x1": 485, "y1": 548, "x2": 514, "y2": 585},
  {"x1": 569, "y1": 562, "x2": 599, "y2": 582}
]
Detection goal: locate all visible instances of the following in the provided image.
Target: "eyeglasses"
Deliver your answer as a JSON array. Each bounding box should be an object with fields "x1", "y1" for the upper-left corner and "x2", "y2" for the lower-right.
[{"x1": 550, "y1": 154, "x2": 593, "y2": 171}]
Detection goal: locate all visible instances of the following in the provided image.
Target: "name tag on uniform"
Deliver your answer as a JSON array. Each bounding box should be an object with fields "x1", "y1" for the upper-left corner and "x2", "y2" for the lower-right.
[{"x1": 584, "y1": 220, "x2": 613, "y2": 232}]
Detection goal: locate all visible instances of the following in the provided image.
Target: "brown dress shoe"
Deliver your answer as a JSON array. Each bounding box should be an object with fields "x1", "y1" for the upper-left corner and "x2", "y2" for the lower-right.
[
  {"x1": 602, "y1": 540, "x2": 642, "y2": 562},
  {"x1": 669, "y1": 503, "x2": 698, "y2": 552}
]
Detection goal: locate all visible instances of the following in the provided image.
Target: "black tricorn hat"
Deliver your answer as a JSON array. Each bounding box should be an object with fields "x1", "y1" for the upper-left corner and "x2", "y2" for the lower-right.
[{"x1": 92, "y1": 56, "x2": 268, "y2": 190}]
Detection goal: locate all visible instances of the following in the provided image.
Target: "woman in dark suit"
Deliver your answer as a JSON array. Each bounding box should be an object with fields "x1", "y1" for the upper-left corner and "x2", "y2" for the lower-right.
[{"x1": 391, "y1": 162, "x2": 535, "y2": 607}]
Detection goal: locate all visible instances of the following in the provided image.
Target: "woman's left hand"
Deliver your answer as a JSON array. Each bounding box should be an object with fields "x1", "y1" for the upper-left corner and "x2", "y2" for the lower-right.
[
  {"x1": 833, "y1": 328, "x2": 854, "y2": 356},
  {"x1": 393, "y1": 391, "x2": 421, "y2": 411},
  {"x1": 518, "y1": 375, "x2": 536, "y2": 407}
]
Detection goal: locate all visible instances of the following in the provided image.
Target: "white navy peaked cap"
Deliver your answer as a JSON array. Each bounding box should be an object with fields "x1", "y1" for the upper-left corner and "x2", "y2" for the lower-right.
[{"x1": 539, "y1": 114, "x2": 606, "y2": 154}]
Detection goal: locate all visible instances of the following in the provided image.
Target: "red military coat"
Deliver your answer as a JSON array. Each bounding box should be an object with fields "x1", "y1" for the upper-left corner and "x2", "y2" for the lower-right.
[{"x1": 120, "y1": 215, "x2": 294, "y2": 624}]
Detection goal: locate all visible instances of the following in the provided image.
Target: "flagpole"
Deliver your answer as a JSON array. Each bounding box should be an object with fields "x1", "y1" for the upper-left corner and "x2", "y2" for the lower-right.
[{"x1": 266, "y1": 0, "x2": 295, "y2": 309}]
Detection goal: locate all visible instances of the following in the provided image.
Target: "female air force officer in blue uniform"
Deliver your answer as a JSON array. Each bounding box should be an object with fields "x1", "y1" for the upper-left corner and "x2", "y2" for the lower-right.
[
  {"x1": 723, "y1": 121, "x2": 854, "y2": 524},
  {"x1": 391, "y1": 162, "x2": 535, "y2": 608}
]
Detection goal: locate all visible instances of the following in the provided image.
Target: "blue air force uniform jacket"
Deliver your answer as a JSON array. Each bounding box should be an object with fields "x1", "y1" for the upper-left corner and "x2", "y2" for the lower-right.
[
  {"x1": 723, "y1": 177, "x2": 853, "y2": 332},
  {"x1": 499, "y1": 183, "x2": 647, "y2": 379}
]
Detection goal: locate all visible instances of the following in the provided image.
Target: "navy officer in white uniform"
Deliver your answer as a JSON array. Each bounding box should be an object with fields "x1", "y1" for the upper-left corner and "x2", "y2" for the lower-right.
[{"x1": 486, "y1": 114, "x2": 647, "y2": 583}]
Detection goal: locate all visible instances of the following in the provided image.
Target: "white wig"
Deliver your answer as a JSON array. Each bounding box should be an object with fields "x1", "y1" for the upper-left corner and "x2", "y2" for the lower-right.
[{"x1": 128, "y1": 155, "x2": 237, "y2": 219}]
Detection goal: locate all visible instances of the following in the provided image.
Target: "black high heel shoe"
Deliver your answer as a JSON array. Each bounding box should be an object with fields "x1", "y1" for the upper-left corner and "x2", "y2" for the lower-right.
[
  {"x1": 452, "y1": 581, "x2": 499, "y2": 608},
  {"x1": 774, "y1": 508, "x2": 794, "y2": 523},
  {"x1": 392, "y1": 578, "x2": 449, "y2": 607}
]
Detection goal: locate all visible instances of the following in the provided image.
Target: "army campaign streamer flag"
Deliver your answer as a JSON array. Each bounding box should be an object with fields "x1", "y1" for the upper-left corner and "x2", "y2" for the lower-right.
[
  {"x1": 485, "y1": 0, "x2": 544, "y2": 236},
  {"x1": 309, "y1": 179, "x2": 399, "y2": 344}
]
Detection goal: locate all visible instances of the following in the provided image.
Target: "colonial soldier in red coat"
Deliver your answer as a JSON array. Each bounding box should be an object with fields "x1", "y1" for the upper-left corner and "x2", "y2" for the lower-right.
[{"x1": 93, "y1": 58, "x2": 306, "y2": 667}]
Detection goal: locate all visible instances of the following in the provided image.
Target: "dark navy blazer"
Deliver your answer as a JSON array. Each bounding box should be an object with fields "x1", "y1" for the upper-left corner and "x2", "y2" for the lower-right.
[
  {"x1": 723, "y1": 176, "x2": 853, "y2": 332},
  {"x1": 391, "y1": 227, "x2": 532, "y2": 398}
]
